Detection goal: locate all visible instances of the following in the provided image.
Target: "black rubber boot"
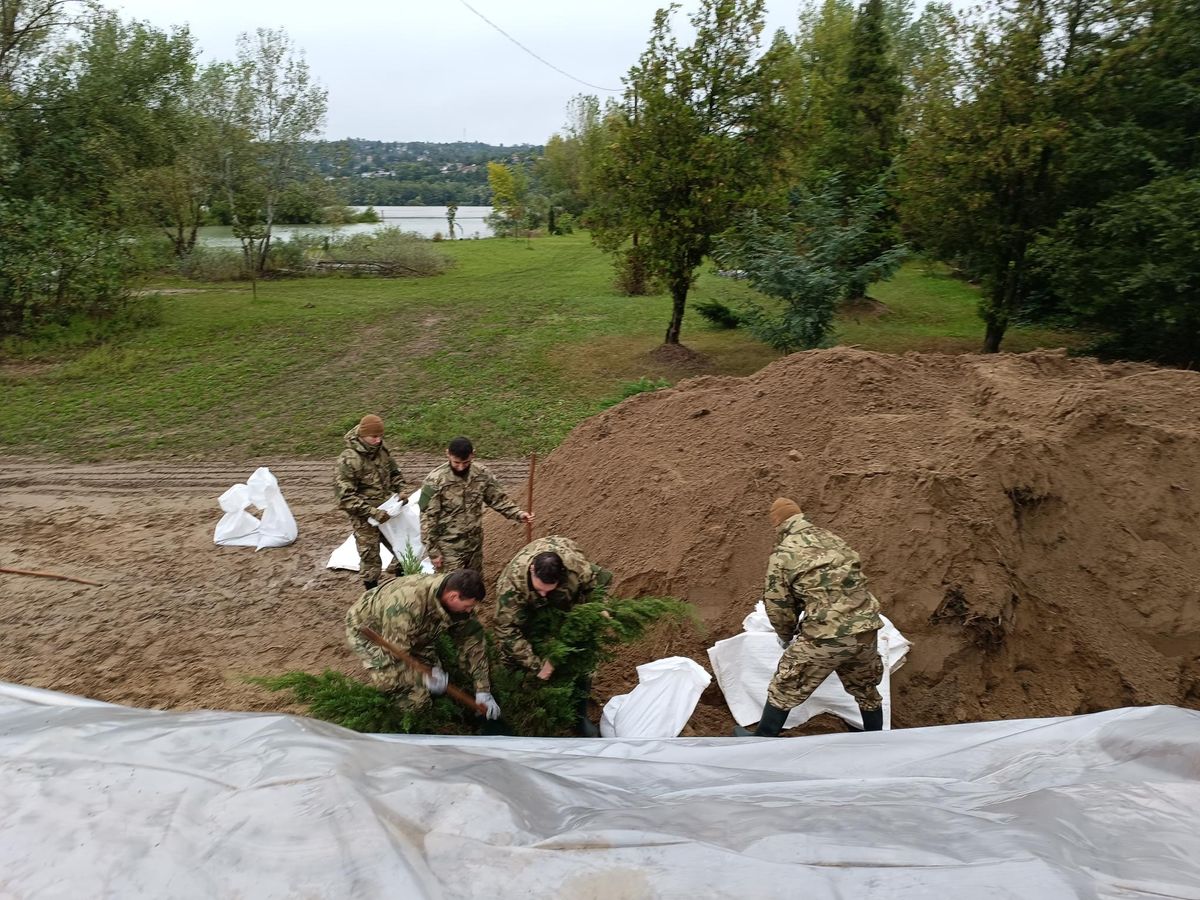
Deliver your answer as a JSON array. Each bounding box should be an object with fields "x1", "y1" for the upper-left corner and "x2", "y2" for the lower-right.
[
  {"x1": 363, "y1": 578, "x2": 379, "y2": 591},
  {"x1": 576, "y1": 694, "x2": 600, "y2": 737},
  {"x1": 754, "y1": 703, "x2": 788, "y2": 737},
  {"x1": 860, "y1": 706, "x2": 884, "y2": 732},
  {"x1": 734, "y1": 702, "x2": 788, "y2": 737}
]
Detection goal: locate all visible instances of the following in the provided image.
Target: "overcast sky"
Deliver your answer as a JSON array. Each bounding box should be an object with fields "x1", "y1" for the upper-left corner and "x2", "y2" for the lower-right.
[{"x1": 108, "y1": 0, "x2": 803, "y2": 145}]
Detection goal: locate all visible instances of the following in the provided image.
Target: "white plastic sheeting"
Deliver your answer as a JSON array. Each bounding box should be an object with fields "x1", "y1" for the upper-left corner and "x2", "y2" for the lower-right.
[
  {"x1": 600, "y1": 656, "x2": 712, "y2": 738},
  {"x1": 213, "y1": 467, "x2": 297, "y2": 550},
  {"x1": 1, "y1": 684, "x2": 1198, "y2": 899},
  {"x1": 326, "y1": 489, "x2": 434, "y2": 574},
  {"x1": 709, "y1": 604, "x2": 911, "y2": 730}
]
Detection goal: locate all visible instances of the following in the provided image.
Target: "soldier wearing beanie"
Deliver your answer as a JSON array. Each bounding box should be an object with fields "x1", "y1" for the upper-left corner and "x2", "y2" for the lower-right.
[
  {"x1": 334, "y1": 414, "x2": 411, "y2": 589},
  {"x1": 737, "y1": 496, "x2": 886, "y2": 738}
]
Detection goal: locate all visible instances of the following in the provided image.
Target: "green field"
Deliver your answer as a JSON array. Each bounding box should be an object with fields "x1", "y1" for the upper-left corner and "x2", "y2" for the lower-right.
[{"x1": 0, "y1": 235, "x2": 1081, "y2": 460}]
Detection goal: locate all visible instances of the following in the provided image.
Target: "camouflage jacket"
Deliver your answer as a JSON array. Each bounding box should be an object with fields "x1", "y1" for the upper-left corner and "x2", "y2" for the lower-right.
[
  {"x1": 494, "y1": 535, "x2": 613, "y2": 671},
  {"x1": 334, "y1": 426, "x2": 408, "y2": 519},
  {"x1": 763, "y1": 514, "x2": 882, "y2": 642},
  {"x1": 346, "y1": 573, "x2": 490, "y2": 692},
  {"x1": 418, "y1": 461, "x2": 524, "y2": 560}
]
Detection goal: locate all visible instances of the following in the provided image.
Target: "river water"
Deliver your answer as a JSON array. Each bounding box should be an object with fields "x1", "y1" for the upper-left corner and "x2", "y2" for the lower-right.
[{"x1": 194, "y1": 206, "x2": 494, "y2": 247}]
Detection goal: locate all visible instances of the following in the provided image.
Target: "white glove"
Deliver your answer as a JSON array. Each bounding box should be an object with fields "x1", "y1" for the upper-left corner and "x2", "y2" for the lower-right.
[
  {"x1": 475, "y1": 691, "x2": 501, "y2": 720},
  {"x1": 423, "y1": 666, "x2": 448, "y2": 696}
]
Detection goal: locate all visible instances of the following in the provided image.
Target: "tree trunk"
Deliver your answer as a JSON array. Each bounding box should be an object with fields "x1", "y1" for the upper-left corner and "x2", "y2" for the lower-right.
[
  {"x1": 664, "y1": 279, "x2": 687, "y2": 345},
  {"x1": 982, "y1": 317, "x2": 1006, "y2": 352}
]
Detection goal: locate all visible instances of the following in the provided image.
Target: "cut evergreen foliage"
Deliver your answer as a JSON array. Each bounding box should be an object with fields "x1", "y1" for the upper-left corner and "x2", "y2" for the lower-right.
[{"x1": 490, "y1": 593, "x2": 693, "y2": 736}]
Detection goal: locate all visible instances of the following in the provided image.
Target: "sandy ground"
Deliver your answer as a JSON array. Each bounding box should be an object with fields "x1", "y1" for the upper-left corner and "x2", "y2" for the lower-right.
[{"x1": 0, "y1": 456, "x2": 532, "y2": 718}]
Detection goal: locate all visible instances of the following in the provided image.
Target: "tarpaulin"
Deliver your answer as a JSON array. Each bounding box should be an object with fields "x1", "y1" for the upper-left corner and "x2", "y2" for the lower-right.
[{"x1": 1, "y1": 683, "x2": 1198, "y2": 898}]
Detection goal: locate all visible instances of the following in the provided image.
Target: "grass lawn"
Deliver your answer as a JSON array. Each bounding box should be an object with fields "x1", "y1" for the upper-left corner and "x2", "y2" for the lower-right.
[{"x1": 0, "y1": 234, "x2": 1081, "y2": 460}]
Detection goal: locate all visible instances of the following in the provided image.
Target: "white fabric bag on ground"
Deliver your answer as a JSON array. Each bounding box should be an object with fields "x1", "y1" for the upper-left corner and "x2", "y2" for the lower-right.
[
  {"x1": 214, "y1": 467, "x2": 297, "y2": 550},
  {"x1": 600, "y1": 657, "x2": 712, "y2": 738},
  {"x1": 326, "y1": 489, "x2": 433, "y2": 574},
  {"x1": 708, "y1": 605, "x2": 909, "y2": 731}
]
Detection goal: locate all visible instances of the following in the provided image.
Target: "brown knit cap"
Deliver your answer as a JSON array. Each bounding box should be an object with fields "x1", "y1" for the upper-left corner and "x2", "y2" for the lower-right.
[
  {"x1": 358, "y1": 414, "x2": 384, "y2": 437},
  {"x1": 769, "y1": 497, "x2": 803, "y2": 529}
]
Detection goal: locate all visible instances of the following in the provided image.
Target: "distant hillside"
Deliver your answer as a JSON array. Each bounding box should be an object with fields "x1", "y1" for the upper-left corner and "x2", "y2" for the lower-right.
[{"x1": 308, "y1": 139, "x2": 543, "y2": 206}]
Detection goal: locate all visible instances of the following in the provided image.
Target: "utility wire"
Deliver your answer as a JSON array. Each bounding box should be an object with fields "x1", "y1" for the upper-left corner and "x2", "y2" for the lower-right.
[{"x1": 457, "y1": 0, "x2": 622, "y2": 93}]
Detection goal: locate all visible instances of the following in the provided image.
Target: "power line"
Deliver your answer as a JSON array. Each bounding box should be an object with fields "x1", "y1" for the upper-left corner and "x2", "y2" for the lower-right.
[{"x1": 457, "y1": 0, "x2": 622, "y2": 93}]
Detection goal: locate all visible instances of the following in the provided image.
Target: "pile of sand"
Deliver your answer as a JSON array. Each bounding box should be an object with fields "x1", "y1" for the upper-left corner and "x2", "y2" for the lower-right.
[{"x1": 488, "y1": 348, "x2": 1200, "y2": 727}]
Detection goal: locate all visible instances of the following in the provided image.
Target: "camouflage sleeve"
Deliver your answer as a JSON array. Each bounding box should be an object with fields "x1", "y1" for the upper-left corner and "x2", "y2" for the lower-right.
[
  {"x1": 762, "y1": 550, "x2": 799, "y2": 645},
  {"x1": 455, "y1": 618, "x2": 491, "y2": 693},
  {"x1": 419, "y1": 479, "x2": 443, "y2": 558},
  {"x1": 388, "y1": 456, "x2": 408, "y2": 496},
  {"x1": 482, "y1": 470, "x2": 524, "y2": 520},
  {"x1": 493, "y1": 581, "x2": 541, "y2": 671},
  {"x1": 334, "y1": 453, "x2": 375, "y2": 518},
  {"x1": 579, "y1": 562, "x2": 613, "y2": 600}
]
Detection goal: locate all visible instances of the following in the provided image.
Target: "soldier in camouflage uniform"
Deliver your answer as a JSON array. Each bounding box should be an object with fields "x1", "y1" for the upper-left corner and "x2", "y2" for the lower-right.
[
  {"x1": 738, "y1": 497, "x2": 885, "y2": 737},
  {"x1": 334, "y1": 414, "x2": 411, "y2": 590},
  {"x1": 345, "y1": 569, "x2": 501, "y2": 721},
  {"x1": 494, "y1": 535, "x2": 613, "y2": 736},
  {"x1": 418, "y1": 436, "x2": 532, "y2": 574}
]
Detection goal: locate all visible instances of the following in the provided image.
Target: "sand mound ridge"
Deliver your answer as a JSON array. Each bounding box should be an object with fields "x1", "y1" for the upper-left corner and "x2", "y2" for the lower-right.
[{"x1": 488, "y1": 348, "x2": 1200, "y2": 727}]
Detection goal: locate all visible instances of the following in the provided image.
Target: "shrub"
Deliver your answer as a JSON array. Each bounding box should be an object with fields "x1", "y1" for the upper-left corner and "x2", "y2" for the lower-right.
[
  {"x1": 613, "y1": 244, "x2": 653, "y2": 296},
  {"x1": 319, "y1": 227, "x2": 453, "y2": 276},
  {"x1": 694, "y1": 299, "x2": 744, "y2": 329},
  {"x1": 176, "y1": 246, "x2": 246, "y2": 282}
]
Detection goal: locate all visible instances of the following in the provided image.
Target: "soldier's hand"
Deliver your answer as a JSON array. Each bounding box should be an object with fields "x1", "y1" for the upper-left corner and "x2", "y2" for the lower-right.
[
  {"x1": 520, "y1": 512, "x2": 534, "y2": 524},
  {"x1": 423, "y1": 665, "x2": 449, "y2": 696},
  {"x1": 371, "y1": 507, "x2": 391, "y2": 524},
  {"x1": 536, "y1": 660, "x2": 555, "y2": 681},
  {"x1": 430, "y1": 554, "x2": 443, "y2": 571},
  {"x1": 475, "y1": 691, "x2": 502, "y2": 720}
]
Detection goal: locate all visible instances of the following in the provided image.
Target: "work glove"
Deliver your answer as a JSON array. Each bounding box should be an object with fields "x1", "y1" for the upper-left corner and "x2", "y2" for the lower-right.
[
  {"x1": 423, "y1": 665, "x2": 448, "y2": 696},
  {"x1": 475, "y1": 691, "x2": 502, "y2": 721},
  {"x1": 370, "y1": 507, "x2": 391, "y2": 524}
]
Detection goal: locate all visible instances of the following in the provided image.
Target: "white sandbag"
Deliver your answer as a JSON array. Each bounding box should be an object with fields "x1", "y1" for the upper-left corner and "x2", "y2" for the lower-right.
[
  {"x1": 600, "y1": 656, "x2": 712, "y2": 738},
  {"x1": 708, "y1": 608, "x2": 909, "y2": 731},
  {"x1": 214, "y1": 467, "x2": 297, "y2": 550},
  {"x1": 327, "y1": 489, "x2": 434, "y2": 574},
  {"x1": 327, "y1": 535, "x2": 395, "y2": 572}
]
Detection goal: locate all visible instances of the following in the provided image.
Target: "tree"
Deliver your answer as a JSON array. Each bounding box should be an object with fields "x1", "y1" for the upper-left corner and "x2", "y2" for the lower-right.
[
  {"x1": 899, "y1": 0, "x2": 1079, "y2": 352},
  {"x1": 486, "y1": 161, "x2": 528, "y2": 239},
  {"x1": 207, "y1": 28, "x2": 327, "y2": 274},
  {"x1": 716, "y1": 177, "x2": 908, "y2": 350},
  {"x1": 1035, "y1": 0, "x2": 1200, "y2": 364},
  {"x1": 592, "y1": 0, "x2": 789, "y2": 345},
  {"x1": 1, "y1": 8, "x2": 196, "y2": 334}
]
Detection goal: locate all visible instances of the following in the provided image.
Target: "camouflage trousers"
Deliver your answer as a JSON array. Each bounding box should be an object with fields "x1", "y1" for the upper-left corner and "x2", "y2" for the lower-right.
[
  {"x1": 350, "y1": 515, "x2": 397, "y2": 585},
  {"x1": 344, "y1": 596, "x2": 434, "y2": 712},
  {"x1": 767, "y1": 629, "x2": 883, "y2": 712},
  {"x1": 438, "y1": 540, "x2": 483, "y2": 576}
]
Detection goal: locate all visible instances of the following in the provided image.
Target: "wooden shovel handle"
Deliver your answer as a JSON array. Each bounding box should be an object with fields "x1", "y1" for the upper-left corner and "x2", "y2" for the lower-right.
[{"x1": 357, "y1": 625, "x2": 486, "y2": 715}]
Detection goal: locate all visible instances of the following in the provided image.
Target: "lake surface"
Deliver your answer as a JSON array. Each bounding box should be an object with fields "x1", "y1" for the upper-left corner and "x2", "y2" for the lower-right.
[{"x1": 195, "y1": 206, "x2": 494, "y2": 247}]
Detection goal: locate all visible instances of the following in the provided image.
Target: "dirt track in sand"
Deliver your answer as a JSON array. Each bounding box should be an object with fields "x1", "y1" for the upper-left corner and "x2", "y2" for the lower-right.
[{"x1": 0, "y1": 456, "x2": 529, "y2": 717}]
